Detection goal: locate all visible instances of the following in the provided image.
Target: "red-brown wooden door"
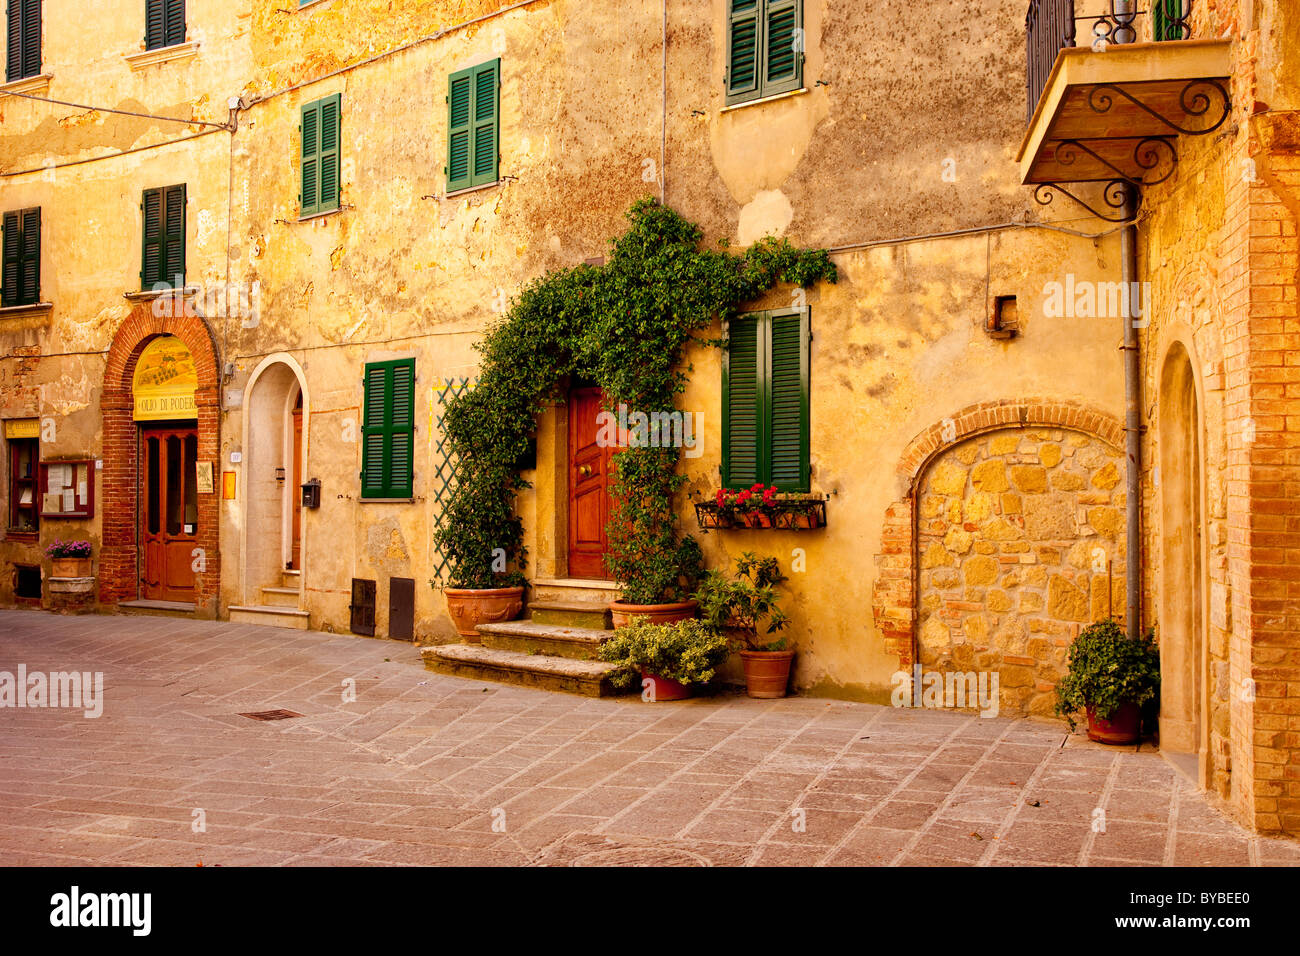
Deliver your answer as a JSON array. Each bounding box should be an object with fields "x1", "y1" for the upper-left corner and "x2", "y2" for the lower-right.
[
  {"x1": 140, "y1": 427, "x2": 199, "y2": 602},
  {"x1": 567, "y1": 386, "x2": 616, "y2": 579},
  {"x1": 290, "y1": 398, "x2": 303, "y2": 570}
]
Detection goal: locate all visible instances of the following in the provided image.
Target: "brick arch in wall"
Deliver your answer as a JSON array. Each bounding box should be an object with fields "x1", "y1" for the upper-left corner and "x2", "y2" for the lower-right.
[
  {"x1": 871, "y1": 399, "x2": 1126, "y2": 669},
  {"x1": 99, "y1": 306, "x2": 222, "y2": 612}
]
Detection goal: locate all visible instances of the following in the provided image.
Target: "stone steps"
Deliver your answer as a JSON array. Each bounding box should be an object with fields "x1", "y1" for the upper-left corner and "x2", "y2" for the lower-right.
[
  {"x1": 260, "y1": 586, "x2": 301, "y2": 609},
  {"x1": 477, "y1": 620, "x2": 611, "y2": 661},
  {"x1": 228, "y1": 604, "x2": 310, "y2": 630},
  {"x1": 422, "y1": 643, "x2": 625, "y2": 697},
  {"x1": 118, "y1": 599, "x2": 197, "y2": 619},
  {"x1": 527, "y1": 577, "x2": 618, "y2": 629}
]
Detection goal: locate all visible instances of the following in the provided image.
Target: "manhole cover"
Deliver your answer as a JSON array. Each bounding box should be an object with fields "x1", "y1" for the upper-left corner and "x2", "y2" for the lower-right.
[
  {"x1": 570, "y1": 846, "x2": 710, "y2": 867},
  {"x1": 238, "y1": 709, "x2": 303, "y2": 721}
]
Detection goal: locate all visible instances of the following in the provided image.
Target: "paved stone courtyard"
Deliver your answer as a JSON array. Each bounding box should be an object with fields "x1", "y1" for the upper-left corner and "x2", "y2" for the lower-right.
[{"x1": 1, "y1": 609, "x2": 1296, "y2": 867}]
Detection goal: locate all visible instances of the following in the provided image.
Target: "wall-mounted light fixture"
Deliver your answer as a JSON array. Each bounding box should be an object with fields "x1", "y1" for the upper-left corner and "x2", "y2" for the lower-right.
[{"x1": 275, "y1": 467, "x2": 286, "y2": 486}]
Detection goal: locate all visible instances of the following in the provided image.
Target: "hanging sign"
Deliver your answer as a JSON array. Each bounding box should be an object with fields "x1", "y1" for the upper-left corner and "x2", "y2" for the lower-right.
[
  {"x1": 133, "y1": 336, "x2": 198, "y2": 421},
  {"x1": 3, "y1": 418, "x2": 39, "y2": 439}
]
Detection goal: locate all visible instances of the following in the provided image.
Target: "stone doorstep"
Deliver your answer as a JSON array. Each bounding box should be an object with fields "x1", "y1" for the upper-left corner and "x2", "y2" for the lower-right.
[
  {"x1": 118, "y1": 599, "x2": 198, "y2": 618},
  {"x1": 478, "y1": 620, "x2": 613, "y2": 660},
  {"x1": 422, "y1": 643, "x2": 627, "y2": 698},
  {"x1": 228, "y1": 605, "x2": 310, "y2": 631},
  {"x1": 527, "y1": 602, "x2": 613, "y2": 631},
  {"x1": 260, "y1": 586, "x2": 302, "y2": 608},
  {"x1": 529, "y1": 578, "x2": 620, "y2": 607}
]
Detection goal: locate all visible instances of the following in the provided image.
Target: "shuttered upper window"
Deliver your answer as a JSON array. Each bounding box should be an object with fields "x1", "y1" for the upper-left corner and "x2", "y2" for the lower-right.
[
  {"x1": 446, "y1": 59, "x2": 499, "y2": 193},
  {"x1": 723, "y1": 308, "x2": 810, "y2": 492},
  {"x1": 144, "y1": 0, "x2": 185, "y2": 52},
  {"x1": 361, "y1": 359, "x2": 415, "y2": 499},
  {"x1": 726, "y1": 0, "x2": 802, "y2": 106},
  {"x1": 1, "y1": 208, "x2": 40, "y2": 308},
  {"x1": 140, "y1": 185, "x2": 186, "y2": 291},
  {"x1": 6, "y1": 0, "x2": 40, "y2": 81},
  {"x1": 300, "y1": 94, "x2": 341, "y2": 218}
]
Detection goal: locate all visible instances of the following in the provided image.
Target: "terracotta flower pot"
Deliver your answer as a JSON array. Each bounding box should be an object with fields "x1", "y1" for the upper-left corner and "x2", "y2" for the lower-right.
[
  {"x1": 640, "y1": 670, "x2": 692, "y2": 701},
  {"x1": 609, "y1": 599, "x2": 697, "y2": 629},
  {"x1": 51, "y1": 557, "x2": 91, "y2": 578},
  {"x1": 740, "y1": 649, "x2": 795, "y2": 699},
  {"x1": 1086, "y1": 700, "x2": 1141, "y2": 744},
  {"x1": 444, "y1": 587, "x2": 525, "y2": 642}
]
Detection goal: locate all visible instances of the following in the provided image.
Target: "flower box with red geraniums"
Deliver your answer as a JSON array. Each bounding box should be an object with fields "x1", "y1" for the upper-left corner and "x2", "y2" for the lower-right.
[{"x1": 695, "y1": 486, "x2": 827, "y2": 532}]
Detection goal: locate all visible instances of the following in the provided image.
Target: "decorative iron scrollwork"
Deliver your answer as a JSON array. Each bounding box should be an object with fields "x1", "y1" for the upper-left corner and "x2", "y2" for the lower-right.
[
  {"x1": 1086, "y1": 79, "x2": 1231, "y2": 137},
  {"x1": 1053, "y1": 136, "x2": 1178, "y2": 187},
  {"x1": 1034, "y1": 179, "x2": 1140, "y2": 223}
]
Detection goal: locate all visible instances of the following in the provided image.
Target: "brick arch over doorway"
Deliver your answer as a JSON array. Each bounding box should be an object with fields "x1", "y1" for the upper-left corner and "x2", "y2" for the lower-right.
[
  {"x1": 99, "y1": 306, "x2": 222, "y2": 612},
  {"x1": 871, "y1": 400, "x2": 1126, "y2": 670}
]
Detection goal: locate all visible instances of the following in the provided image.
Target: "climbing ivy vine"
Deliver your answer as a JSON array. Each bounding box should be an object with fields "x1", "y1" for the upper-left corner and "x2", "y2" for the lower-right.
[{"x1": 434, "y1": 198, "x2": 837, "y2": 602}]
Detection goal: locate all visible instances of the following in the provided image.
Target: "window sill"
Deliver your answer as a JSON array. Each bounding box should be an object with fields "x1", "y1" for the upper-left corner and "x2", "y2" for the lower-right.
[
  {"x1": 296, "y1": 207, "x2": 346, "y2": 224},
  {"x1": 0, "y1": 301, "x2": 53, "y2": 318},
  {"x1": 0, "y1": 73, "x2": 52, "y2": 97},
  {"x1": 359, "y1": 497, "x2": 415, "y2": 504},
  {"x1": 124, "y1": 286, "x2": 198, "y2": 302},
  {"x1": 125, "y1": 41, "x2": 200, "y2": 71},
  {"x1": 445, "y1": 181, "x2": 500, "y2": 200},
  {"x1": 297, "y1": 0, "x2": 337, "y2": 10},
  {"x1": 4, "y1": 531, "x2": 38, "y2": 543},
  {"x1": 720, "y1": 87, "x2": 809, "y2": 114}
]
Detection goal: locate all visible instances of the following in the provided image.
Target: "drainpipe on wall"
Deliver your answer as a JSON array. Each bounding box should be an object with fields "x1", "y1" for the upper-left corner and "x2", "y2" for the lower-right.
[{"x1": 1122, "y1": 194, "x2": 1142, "y2": 640}]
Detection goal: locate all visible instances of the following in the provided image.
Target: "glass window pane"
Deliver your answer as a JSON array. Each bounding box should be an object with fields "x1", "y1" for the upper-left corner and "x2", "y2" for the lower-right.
[
  {"x1": 166, "y1": 436, "x2": 182, "y2": 535},
  {"x1": 183, "y1": 434, "x2": 198, "y2": 531},
  {"x1": 146, "y1": 437, "x2": 161, "y2": 535}
]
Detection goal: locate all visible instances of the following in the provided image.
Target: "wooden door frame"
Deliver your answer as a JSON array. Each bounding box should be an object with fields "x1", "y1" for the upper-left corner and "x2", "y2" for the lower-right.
[
  {"x1": 137, "y1": 422, "x2": 199, "y2": 602},
  {"x1": 566, "y1": 384, "x2": 615, "y2": 580}
]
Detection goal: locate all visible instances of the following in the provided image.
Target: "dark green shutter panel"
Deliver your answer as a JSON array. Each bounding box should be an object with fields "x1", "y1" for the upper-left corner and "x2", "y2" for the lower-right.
[
  {"x1": 767, "y1": 308, "x2": 809, "y2": 492},
  {"x1": 13, "y1": 207, "x2": 39, "y2": 306},
  {"x1": 164, "y1": 0, "x2": 185, "y2": 47},
  {"x1": 447, "y1": 68, "x2": 473, "y2": 192},
  {"x1": 163, "y1": 185, "x2": 185, "y2": 288},
  {"x1": 361, "y1": 365, "x2": 389, "y2": 498},
  {"x1": 763, "y1": 0, "x2": 801, "y2": 95},
  {"x1": 145, "y1": 0, "x2": 166, "y2": 50},
  {"x1": 1, "y1": 211, "x2": 19, "y2": 306},
  {"x1": 300, "y1": 101, "x2": 319, "y2": 216},
  {"x1": 726, "y1": 0, "x2": 760, "y2": 104},
  {"x1": 470, "y1": 59, "x2": 499, "y2": 187},
  {"x1": 141, "y1": 188, "x2": 163, "y2": 289},
  {"x1": 388, "y1": 360, "x2": 415, "y2": 497},
  {"x1": 318, "y1": 94, "x2": 340, "y2": 212},
  {"x1": 723, "y1": 315, "x2": 761, "y2": 488},
  {"x1": 7, "y1": 0, "x2": 39, "y2": 81}
]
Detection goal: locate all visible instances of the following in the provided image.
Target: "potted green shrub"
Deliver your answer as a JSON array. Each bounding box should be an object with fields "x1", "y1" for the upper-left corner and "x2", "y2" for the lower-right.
[
  {"x1": 694, "y1": 552, "x2": 793, "y2": 698},
  {"x1": 1054, "y1": 619, "x2": 1161, "y2": 744},
  {"x1": 46, "y1": 539, "x2": 93, "y2": 579},
  {"x1": 598, "y1": 618, "x2": 732, "y2": 701}
]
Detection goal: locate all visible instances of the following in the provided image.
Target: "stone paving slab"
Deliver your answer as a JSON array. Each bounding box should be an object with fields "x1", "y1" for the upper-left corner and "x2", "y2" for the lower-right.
[{"x1": 1, "y1": 608, "x2": 1298, "y2": 867}]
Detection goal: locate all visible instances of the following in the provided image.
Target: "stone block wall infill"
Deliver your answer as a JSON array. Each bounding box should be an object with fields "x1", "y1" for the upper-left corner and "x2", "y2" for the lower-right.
[{"x1": 916, "y1": 428, "x2": 1128, "y2": 718}]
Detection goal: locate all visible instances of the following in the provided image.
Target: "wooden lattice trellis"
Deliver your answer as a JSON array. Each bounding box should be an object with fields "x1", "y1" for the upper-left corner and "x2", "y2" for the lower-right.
[{"x1": 428, "y1": 376, "x2": 474, "y2": 587}]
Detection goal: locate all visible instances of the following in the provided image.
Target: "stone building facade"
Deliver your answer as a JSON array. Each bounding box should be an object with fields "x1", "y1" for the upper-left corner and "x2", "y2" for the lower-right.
[{"x1": 0, "y1": 0, "x2": 1296, "y2": 834}]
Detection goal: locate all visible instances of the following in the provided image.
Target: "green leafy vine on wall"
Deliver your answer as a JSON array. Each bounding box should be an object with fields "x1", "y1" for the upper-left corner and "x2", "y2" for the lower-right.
[{"x1": 434, "y1": 198, "x2": 837, "y2": 602}]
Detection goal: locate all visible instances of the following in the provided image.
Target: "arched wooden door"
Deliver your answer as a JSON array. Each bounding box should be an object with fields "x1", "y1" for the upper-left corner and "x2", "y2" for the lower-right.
[{"x1": 140, "y1": 426, "x2": 199, "y2": 602}]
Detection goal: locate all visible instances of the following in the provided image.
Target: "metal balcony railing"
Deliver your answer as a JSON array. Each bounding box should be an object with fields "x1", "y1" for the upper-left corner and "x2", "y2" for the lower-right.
[{"x1": 1026, "y1": 1, "x2": 1193, "y2": 122}]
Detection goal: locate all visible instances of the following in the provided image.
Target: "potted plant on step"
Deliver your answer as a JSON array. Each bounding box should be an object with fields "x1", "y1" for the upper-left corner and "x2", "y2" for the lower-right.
[
  {"x1": 599, "y1": 618, "x2": 732, "y2": 701},
  {"x1": 605, "y1": 474, "x2": 703, "y2": 627},
  {"x1": 1054, "y1": 619, "x2": 1161, "y2": 744},
  {"x1": 46, "y1": 539, "x2": 93, "y2": 578},
  {"x1": 694, "y1": 551, "x2": 793, "y2": 699}
]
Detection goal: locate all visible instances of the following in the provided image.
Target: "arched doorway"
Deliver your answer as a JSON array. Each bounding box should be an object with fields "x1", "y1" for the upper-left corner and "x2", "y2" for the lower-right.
[
  {"x1": 241, "y1": 356, "x2": 309, "y2": 606},
  {"x1": 1158, "y1": 342, "x2": 1206, "y2": 781}
]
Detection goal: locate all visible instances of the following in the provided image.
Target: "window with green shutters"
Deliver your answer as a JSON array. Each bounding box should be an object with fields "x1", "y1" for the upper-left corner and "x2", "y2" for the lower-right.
[
  {"x1": 300, "y1": 94, "x2": 341, "y2": 218},
  {"x1": 1, "y1": 208, "x2": 39, "y2": 308},
  {"x1": 6, "y1": 0, "x2": 41, "y2": 81},
  {"x1": 726, "y1": 0, "x2": 803, "y2": 106},
  {"x1": 140, "y1": 185, "x2": 186, "y2": 291},
  {"x1": 144, "y1": 0, "x2": 185, "y2": 51},
  {"x1": 361, "y1": 359, "x2": 415, "y2": 499},
  {"x1": 446, "y1": 59, "x2": 500, "y2": 193},
  {"x1": 722, "y1": 308, "x2": 810, "y2": 492}
]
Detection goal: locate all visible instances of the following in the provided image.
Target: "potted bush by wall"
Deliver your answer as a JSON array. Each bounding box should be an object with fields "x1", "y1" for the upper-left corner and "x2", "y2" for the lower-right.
[
  {"x1": 606, "y1": 508, "x2": 703, "y2": 628},
  {"x1": 1054, "y1": 619, "x2": 1161, "y2": 744},
  {"x1": 694, "y1": 552, "x2": 793, "y2": 699},
  {"x1": 435, "y1": 483, "x2": 526, "y2": 642},
  {"x1": 46, "y1": 540, "x2": 93, "y2": 578},
  {"x1": 599, "y1": 618, "x2": 732, "y2": 701}
]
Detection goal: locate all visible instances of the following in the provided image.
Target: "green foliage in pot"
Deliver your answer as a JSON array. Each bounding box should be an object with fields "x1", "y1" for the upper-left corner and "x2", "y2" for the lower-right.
[
  {"x1": 1054, "y1": 619, "x2": 1161, "y2": 732},
  {"x1": 433, "y1": 197, "x2": 837, "y2": 596},
  {"x1": 693, "y1": 551, "x2": 790, "y2": 651},
  {"x1": 598, "y1": 618, "x2": 734, "y2": 689}
]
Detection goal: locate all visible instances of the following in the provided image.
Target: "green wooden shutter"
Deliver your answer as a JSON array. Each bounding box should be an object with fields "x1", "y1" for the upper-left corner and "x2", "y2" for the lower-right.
[
  {"x1": 767, "y1": 307, "x2": 809, "y2": 492},
  {"x1": 145, "y1": 0, "x2": 166, "y2": 50},
  {"x1": 163, "y1": 185, "x2": 185, "y2": 289},
  {"x1": 726, "y1": 0, "x2": 761, "y2": 105},
  {"x1": 723, "y1": 313, "x2": 762, "y2": 488},
  {"x1": 318, "y1": 94, "x2": 340, "y2": 212},
  {"x1": 14, "y1": 207, "x2": 40, "y2": 306},
  {"x1": 446, "y1": 67, "x2": 473, "y2": 192},
  {"x1": 164, "y1": 0, "x2": 185, "y2": 47},
  {"x1": 471, "y1": 59, "x2": 499, "y2": 187},
  {"x1": 300, "y1": 100, "x2": 320, "y2": 216},
  {"x1": 140, "y1": 187, "x2": 163, "y2": 289},
  {"x1": 762, "y1": 0, "x2": 801, "y2": 97},
  {"x1": 1, "y1": 211, "x2": 19, "y2": 306},
  {"x1": 7, "y1": 0, "x2": 41, "y2": 81},
  {"x1": 361, "y1": 359, "x2": 416, "y2": 499}
]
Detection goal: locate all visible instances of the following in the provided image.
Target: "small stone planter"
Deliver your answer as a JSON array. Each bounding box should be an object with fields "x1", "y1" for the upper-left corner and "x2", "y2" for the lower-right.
[{"x1": 51, "y1": 557, "x2": 92, "y2": 579}]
